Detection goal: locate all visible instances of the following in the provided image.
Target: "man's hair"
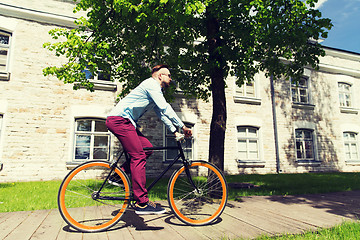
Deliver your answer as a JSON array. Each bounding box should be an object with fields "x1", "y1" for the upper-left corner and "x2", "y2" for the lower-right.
[{"x1": 151, "y1": 64, "x2": 170, "y2": 74}]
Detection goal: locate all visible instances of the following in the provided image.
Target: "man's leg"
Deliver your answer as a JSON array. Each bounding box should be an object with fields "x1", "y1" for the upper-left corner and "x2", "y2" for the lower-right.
[{"x1": 106, "y1": 116, "x2": 149, "y2": 204}]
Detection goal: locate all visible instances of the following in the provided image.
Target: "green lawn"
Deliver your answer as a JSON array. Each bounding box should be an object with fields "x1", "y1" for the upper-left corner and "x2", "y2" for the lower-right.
[
  {"x1": 1, "y1": 172, "x2": 359, "y2": 212},
  {"x1": 253, "y1": 221, "x2": 360, "y2": 240}
]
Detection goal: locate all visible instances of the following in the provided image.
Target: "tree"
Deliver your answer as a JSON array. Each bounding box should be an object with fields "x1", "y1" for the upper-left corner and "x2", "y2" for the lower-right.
[{"x1": 43, "y1": 0, "x2": 332, "y2": 171}]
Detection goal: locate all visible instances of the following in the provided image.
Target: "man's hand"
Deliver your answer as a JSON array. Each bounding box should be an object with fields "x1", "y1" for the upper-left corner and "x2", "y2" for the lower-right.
[{"x1": 182, "y1": 126, "x2": 192, "y2": 138}]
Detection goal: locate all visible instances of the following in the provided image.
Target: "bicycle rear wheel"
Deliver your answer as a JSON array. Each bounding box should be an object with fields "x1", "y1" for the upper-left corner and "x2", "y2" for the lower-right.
[
  {"x1": 58, "y1": 161, "x2": 131, "y2": 232},
  {"x1": 167, "y1": 161, "x2": 228, "y2": 226}
]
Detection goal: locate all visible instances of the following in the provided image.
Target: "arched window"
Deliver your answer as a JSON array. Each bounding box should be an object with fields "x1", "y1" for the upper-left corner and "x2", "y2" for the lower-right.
[
  {"x1": 0, "y1": 30, "x2": 12, "y2": 80},
  {"x1": 291, "y1": 76, "x2": 310, "y2": 104},
  {"x1": 0, "y1": 114, "x2": 3, "y2": 147},
  {"x1": 237, "y1": 126, "x2": 259, "y2": 161},
  {"x1": 295, "y1": 129, "x2": 314, "y2": 161},
  {"x1": 338, "y1": 82, "x2": 352, "y2": 107},
  {"x1": 343, "y1": 132, "x2": 359, "y2": 161},
  {"x1": 73, "y1": 118, "x2": 110, "y2": 161}
]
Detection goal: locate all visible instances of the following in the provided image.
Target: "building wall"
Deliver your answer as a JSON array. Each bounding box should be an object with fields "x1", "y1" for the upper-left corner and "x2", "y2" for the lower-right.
[
  {"x1": 0, "y1": 1, "x2": 118, "y2": 181},
  {"x1": 1, "y1": 0, "x2": 360, "y2": 183}
]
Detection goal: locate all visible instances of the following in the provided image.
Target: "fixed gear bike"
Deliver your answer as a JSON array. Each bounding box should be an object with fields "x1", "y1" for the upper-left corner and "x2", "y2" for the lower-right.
[{"x1": 57, "y1": 135, "x2": 228, "y2": 232}]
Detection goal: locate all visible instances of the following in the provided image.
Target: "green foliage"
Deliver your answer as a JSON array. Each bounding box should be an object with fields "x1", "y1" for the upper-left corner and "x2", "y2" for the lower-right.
[{"x1": 43, "y1": 0, "x2": 332, "y2": 99}]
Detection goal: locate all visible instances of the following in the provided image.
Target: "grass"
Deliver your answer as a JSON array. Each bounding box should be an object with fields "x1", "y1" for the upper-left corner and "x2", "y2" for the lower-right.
[
  {"x1": 252, "y1": 221, "x2": 360, "y2": 240},
  {"x1": 226, "y1": 172, "x2": 360, "y2": 199},
  {"x1": 0, "y1": 181, "x2": 61, "y2": 212},
  {"x1": 1, "y1": 172, "x2": 359, "y2": 212}
]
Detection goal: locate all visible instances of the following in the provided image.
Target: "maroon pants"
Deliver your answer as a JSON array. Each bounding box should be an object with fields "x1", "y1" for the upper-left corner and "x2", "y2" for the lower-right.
[{"x1": 106, "y1": 116, "x2": 153, "y2": 204}]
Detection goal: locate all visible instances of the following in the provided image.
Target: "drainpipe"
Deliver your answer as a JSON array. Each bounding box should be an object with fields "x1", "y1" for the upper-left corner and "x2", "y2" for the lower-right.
[{"x1": 270, "y1": 75, "x2": 281, "y2": 173}]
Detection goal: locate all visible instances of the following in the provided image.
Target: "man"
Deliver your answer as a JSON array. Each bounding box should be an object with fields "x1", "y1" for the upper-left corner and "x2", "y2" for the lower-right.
[{"x1": 106, "y1": 65, "x2": 192, "y2": 214}]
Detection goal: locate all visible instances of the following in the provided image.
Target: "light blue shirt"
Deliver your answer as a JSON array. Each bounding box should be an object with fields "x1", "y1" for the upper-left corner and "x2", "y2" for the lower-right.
[{"x1": 108, "y1": 77, "x2": 184, "y2": 133}]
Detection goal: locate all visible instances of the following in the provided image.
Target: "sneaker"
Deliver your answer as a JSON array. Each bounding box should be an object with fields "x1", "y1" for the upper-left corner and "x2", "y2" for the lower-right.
[
  {"x1": 134, "y1": 201, "x2": 166, "y2": 215},
  {"x1": 107, "y1": 173, "x2": 124, "y2": 187}
]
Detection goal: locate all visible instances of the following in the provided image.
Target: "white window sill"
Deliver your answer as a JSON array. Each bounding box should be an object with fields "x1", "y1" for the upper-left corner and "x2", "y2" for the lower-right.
[
  {"x1": 0, "y1": 72, "x2": 10, "y2": 81},
  {"x1": 292, "y1": 103, "x2": 315, "y2": 110},
  {"x1": 345, "y1": 160, "x2": 360, "y2": 165},
  {"x1": 92, "y1": 80, "x2": 117, "y2": 91},
  {"x1": 66, "y1": 160, "x2": 110, "y2": 169},
  {"x1": 340, "y1": 107, "x2": 358, "y2": 114},
  {"x1": 233, "y1": 96, "x2": 261, "y2": 105},
  {"x1": 237, "y1": 160, "x2": 265, "y2": 167},
  {"x1": 296, "y1": 160, "x2": 321, "y2": 166},
  {"x1": 66, "y1": 161, "x2": 83, "y2": 169}
]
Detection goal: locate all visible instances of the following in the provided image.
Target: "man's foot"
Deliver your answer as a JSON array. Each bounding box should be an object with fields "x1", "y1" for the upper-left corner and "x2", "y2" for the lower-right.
[
  {"x1": 134, "y1": 201, "x2": 166, "y2": 215},
  {"x1": 107, "y1": 173, "x2": 124, "y2": 187}
]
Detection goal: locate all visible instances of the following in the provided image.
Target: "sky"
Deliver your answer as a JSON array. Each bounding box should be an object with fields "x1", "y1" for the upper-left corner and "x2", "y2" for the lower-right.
[{"x1": 315, "y1": 0, "x2": 360, "y2": 54}]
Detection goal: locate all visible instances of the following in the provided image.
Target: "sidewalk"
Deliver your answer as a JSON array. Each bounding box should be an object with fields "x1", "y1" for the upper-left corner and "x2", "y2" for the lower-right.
[{"x1": 1, "y1": 191, "x2": 359, "y2": 240}]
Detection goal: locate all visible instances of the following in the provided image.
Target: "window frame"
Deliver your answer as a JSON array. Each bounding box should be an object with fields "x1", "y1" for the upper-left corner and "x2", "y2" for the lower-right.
[
  {"x1": 0, "y1": 114, "x2": 2, "y2": 146},
  {"x1": 343, "y1": 132, "x2": 359, "y2": 162},
  {"x1": 236, "y1": 80, "x2": 256, "y2": 98},
  {"x1": 291, "y1": 76, "x2": 310, "y2": 105},
  {"x1": 233, "y1": 75, "x2": 261, "y2": 105},
  {"x1": 0, "y1": 30, "x2": 12, "y2": 80},
  {"x1": 82, "y1": 66, "x2": 116, "y2": 91},
  {"x1": 163, "y1": 122, "x2": 194, "y2": 162},
  {"x1": 236, "y1": 126, "x2": 260, "y2": 162},
  {"x1": 295, "y1": 129, "x2": 316, "y2": 162},
  {"x1": 73, "y1": 118, "x2": 111, "y2": 162},
  {"x1": 338, "y1": 82, "x2": 352, "y2": 108}
]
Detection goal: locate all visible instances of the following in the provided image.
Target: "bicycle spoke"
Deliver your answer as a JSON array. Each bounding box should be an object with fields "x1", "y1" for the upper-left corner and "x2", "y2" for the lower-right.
[
  {"x1": 168, "y1": 161, "x2": 227, "y2": 226},
  {"x1": 58, "y1": 161, "x2": 130, "y2": 232}
]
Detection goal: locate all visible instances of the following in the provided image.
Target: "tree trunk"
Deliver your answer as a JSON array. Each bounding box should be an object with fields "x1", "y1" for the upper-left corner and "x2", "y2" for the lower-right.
[{"x1": 206, "y1": 7, "x2": 226, "y2": 172}]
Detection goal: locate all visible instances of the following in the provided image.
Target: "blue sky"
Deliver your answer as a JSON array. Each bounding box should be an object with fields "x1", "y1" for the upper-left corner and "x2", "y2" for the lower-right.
[{"x1": 316, "y1": 0, "x2": 360, "y2": 53}]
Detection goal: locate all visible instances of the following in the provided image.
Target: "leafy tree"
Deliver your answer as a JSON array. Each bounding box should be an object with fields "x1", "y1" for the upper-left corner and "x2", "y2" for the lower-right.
[{"x1": 43, "y1": 0, "x2": 332, "y2": 171}]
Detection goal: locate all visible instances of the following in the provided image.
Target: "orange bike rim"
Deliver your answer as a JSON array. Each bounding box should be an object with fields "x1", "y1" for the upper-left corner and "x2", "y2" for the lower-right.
[
  {"x1": 169, "y1": 162, "x2": 227, "y2": 225},
  {"x1": 59, "y1": 162, "x2": 130, "y2": 231}
]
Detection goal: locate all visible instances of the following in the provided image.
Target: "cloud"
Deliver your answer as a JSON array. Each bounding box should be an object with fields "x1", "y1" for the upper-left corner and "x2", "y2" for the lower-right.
[{"x1": 314, "y1": 0, "x2": 329, "y2": 9}]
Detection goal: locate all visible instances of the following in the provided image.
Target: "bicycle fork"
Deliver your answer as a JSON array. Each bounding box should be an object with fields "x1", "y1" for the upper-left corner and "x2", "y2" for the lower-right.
[
  {"x1": 183, "y1": 161, "x2": 201, "y2": 195},
  {"x1": 177, "y1": 140, "x2": 201, "y2": 195}
]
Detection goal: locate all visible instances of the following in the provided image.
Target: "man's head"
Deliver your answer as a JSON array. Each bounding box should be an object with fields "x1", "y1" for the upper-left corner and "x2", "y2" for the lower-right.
[{"x1": 152, "y1": 64, "x2": 172, "y2": 88}]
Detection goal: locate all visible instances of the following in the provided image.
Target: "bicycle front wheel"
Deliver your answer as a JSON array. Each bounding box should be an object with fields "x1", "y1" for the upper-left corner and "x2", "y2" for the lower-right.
[
  {"x1": 58, "y1": 161, "x2": 131, "y2": 232},
  {"x1": 167, "y1": 161, "x2": 228, "y2": 226}
]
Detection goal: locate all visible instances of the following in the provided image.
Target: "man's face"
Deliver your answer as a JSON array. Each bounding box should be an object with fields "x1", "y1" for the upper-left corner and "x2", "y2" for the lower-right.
[{"x1": 158, "y1": 68, "x2": 172, "y2": 88}]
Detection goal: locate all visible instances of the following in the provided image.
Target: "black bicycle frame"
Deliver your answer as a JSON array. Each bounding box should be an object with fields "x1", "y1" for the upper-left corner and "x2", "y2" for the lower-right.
[{"x1": 95, "y1": 140, "x2": 199, "y2": 201}]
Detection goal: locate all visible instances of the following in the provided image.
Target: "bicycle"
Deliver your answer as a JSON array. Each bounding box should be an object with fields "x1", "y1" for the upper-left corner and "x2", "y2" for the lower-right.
[{"x1": 58, "y1": 135, "x2": 228, "y2": 232}]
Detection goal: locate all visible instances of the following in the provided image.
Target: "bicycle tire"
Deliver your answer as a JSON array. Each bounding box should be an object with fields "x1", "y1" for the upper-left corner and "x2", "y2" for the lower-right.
[
  {"x1": 58, "y1": 160, "x2": 131, "y2": 232},
  {"x1": 167, "y1": 161, "x2": 228, "y2": 226}
]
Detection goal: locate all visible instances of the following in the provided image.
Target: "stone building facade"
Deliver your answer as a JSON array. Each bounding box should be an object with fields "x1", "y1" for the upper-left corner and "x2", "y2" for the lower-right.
[{"x1": 1, "y1": 0, "x2": 360, "y2": 182}]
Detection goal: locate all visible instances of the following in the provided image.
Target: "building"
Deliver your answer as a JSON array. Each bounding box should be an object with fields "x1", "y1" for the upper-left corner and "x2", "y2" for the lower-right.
[{"x1": 1, "y1": 0, "x2": 360, "y2": 182}]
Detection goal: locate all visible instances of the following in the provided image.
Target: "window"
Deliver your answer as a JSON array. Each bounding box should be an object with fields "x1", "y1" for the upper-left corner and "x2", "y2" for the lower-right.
[
  {"x1": 0, "y1": 115, "x2": 2, "y2": 146},
  {"x1": 291, "y1": 76, "x2": 310, "y2": 104},
  {"x1": 0, "y1": 30, "x2": 11, "y2": 80},
  {"x1": 83, "y1": 68, "x2": 110, "y2": 81},
  {"x1": 74, "y1": 119, "x2": 110, "y2": 161},
  {"x1": 82, "y1": 65, "x2": 116, "y2": 91},
  {"x1": 164, "y1": 123, "x2": 193, "y2": 162},
  {"x1": 237, "y1": 126, "x2": 259, "y2": 161},
  {"x1": 236, "y1": 81, "x2": 256, "y2": 98},
  {"x1": 234, "y1": 78, "x2": 261, "y2": 105},
  {"x1": 295, "y1": 129, "x2": 314, "y2": 161},
  {"x1": 343, "y1": 132, "x2": 359, "y2": 161},
  {"x1": 338, "y1": 83, "x2": 352, "y2": 107}
]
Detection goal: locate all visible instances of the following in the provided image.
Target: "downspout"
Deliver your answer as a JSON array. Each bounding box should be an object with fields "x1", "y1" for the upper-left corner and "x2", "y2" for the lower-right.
[{"x1": 270, "y1": 75, "x2": 281, "y2": 173}]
